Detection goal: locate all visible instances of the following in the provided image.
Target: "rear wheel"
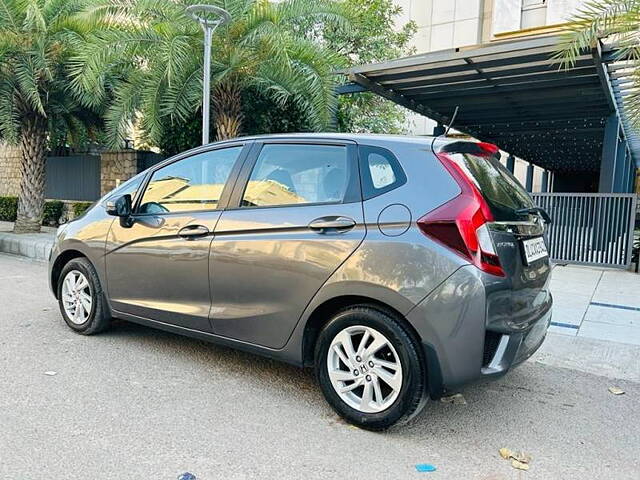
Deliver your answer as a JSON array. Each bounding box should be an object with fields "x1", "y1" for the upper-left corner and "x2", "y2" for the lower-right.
[
  {"x1": 315, "y1": 306, "x2": 427, "y2": 430},
  {"x1": 57, "y1": 257, "x2": 110, "y2": 335}
]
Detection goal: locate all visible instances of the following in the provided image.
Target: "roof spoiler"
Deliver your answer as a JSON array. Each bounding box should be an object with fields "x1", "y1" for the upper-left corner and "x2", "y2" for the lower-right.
[{"x1": 438, "y1": 141, "x2": 500, "y2": 158}]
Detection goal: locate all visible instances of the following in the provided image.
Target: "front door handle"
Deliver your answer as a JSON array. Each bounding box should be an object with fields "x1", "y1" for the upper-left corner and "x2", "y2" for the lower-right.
[
  {"x1": 308, "y1": 216, "x2": 356, "y2": 233},
  {"x1": 178, "y1": 224, "x2": 210, "y2": 239}
]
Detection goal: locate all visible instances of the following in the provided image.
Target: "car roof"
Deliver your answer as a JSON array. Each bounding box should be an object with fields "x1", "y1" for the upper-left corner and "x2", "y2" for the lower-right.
[
  {"x1": 158, "y1": 133, "x2": 483, "y2": 168},
  {"x1": 211, "y1": 132, "x2": 465, "y2": 148}
]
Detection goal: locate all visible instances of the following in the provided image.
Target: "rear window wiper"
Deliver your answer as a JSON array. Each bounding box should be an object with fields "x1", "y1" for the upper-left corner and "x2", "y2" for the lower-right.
[{"x1": 515, "y1": 207, "x2": 552, "y2": 225}]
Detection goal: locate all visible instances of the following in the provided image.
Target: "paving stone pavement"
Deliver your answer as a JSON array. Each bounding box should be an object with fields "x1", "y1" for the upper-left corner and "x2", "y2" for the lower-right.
[
  {"x1": 550, "y1": 264, "x2": 640, "y2": 346},
  {"x1": 0, "y1": 221, "x2": 55, "y2": 261}
]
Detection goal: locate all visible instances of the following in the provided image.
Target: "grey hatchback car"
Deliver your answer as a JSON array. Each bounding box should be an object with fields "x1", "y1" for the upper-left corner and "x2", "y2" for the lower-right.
[{"x1": 49, "y1": 134, "x2": 552, "y2": 430}]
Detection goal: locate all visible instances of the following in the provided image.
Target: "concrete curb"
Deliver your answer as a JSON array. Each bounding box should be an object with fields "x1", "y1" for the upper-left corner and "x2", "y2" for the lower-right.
[{"x1": 0, "y1": 231, "x2": 54, "y2": 261}]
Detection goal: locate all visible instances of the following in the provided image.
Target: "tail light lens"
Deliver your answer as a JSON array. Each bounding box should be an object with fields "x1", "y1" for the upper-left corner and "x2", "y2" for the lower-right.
[{"x1": 417, "y1": 149, "x2": 505, "y2": 277}]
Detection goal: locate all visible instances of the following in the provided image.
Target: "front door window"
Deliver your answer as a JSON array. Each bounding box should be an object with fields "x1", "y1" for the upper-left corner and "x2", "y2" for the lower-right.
[{"x1": 139, "y1": 147, "x2": 242, "y2": 214}]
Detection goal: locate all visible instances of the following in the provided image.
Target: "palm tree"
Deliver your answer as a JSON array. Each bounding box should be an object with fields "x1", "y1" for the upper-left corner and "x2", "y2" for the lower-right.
[
  {"x1": 0, "y1": 0, "x2": 104, "y2": 233},
  {"x1": 554, "y1": 0, "x2": 640, "y2": 127},
  {"x1": 72, "y1": 0, "x2": 350, "y2": 146}
]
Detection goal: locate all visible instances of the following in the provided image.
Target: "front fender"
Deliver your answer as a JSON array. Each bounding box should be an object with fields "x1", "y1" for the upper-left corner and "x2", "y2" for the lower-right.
[{"x1": 48, "y1": 208, "x2": 115, "y2": 299}]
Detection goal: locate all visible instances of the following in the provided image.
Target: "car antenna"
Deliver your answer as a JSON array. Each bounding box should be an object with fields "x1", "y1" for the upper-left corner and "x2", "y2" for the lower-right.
[{"x1": 430, "y1": 105, "x2": 459, "y2": 156}]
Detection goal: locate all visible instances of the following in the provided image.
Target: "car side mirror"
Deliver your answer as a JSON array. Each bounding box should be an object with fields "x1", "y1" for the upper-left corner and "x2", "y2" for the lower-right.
[{"x1": 106, "y1": 194, "x2": 132, "y2": 217}]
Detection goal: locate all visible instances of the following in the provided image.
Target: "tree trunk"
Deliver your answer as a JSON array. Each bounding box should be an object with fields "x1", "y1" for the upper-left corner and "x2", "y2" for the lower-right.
[
  {"x1": 13, "y1": 116, "x2": 47, "y2": 234},
  {"x1": 212, "y1": 82, "x2": 243, "y2": 141}
]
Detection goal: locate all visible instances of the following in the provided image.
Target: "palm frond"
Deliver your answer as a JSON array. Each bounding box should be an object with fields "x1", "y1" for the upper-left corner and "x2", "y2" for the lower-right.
[
  {"x1": 15, "y1": 56, "x2": 46, "y2": 116},
  {"x1": 103, "y1": 77, "x2": 142, "y2": 148},
  {"x1": 0, "y1": 78, "x2": 20, "y2": 142},
  {"x1": 553, "y1": 0, "x2": 640, "y2": 130},
  {"x1": 22, "y1": 0, "x2": 47, "y2": 33},
  {"x1": 0, "y1": 0, "x2": 18, "y2": 30},
  {"x1": 554, "y1": 0, "x2": 639, "y2": 67}
]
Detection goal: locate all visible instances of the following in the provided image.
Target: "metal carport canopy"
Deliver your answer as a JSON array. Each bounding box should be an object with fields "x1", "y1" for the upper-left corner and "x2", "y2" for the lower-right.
[{"x1": 342, "y1": 35, "x2": 639, "y2": 174}]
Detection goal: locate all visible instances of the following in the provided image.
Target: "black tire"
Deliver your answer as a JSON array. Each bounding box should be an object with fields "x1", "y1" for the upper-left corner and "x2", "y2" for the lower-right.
[
  {"x1": 57, "y1": 257, "x2": 111, "y2": 335},
  {"x1": 315, "y1": 306, "x2": 427, "y2": 430}
]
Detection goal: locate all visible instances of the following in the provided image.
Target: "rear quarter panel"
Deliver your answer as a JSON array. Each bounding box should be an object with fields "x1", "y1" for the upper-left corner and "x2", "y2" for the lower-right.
[
  {"x1": 282, "y1": 139, "x2": 472, "y2": 360},
  {"x1": 353, "y1": 138, "x2": 468, "y2": 308}
]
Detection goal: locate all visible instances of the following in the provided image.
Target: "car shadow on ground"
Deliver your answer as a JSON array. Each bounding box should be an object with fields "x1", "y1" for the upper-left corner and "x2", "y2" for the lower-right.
[{"x1": 97, "y1": 318, "x2": 613, "y2": 442}]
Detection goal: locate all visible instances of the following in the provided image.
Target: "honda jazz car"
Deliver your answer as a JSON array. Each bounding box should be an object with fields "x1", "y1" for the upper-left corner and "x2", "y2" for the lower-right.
[{"x1": 49, "y1": 134, "x2": 552, "y2": 430}]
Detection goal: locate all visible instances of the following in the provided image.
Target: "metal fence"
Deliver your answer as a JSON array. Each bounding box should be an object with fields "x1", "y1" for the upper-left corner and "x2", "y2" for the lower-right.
[
  {"x1": 532, "y1": 193, "x2": 637, "y2": 268},
  {"x1": 45, "y1": 155, "x2": 101, "y2": 201},
  {"x1": 138, "y1": 151, "x2": 165, "y2": 171}
]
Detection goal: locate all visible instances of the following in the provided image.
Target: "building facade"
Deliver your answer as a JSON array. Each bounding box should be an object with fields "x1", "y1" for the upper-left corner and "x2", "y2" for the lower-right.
[{"x1": 396, "y1": 0, "x2": 586, "y2": 56}]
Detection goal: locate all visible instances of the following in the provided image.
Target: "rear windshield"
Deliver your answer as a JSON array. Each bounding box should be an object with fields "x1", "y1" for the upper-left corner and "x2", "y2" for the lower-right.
[{"x1": 448, "y1": 152, "x2": 534, "y2": 221}]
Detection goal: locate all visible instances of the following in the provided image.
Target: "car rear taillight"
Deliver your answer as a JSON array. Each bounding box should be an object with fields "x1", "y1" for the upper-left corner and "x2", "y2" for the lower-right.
[{"x1": 417, "y1": 149, "x2": 505, "y2": 277}]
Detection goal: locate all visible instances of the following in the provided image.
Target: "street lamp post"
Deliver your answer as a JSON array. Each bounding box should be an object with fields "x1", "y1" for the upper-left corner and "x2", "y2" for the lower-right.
[{"x1": 186, "y1": 5, "x2": 231, "y2": 145}]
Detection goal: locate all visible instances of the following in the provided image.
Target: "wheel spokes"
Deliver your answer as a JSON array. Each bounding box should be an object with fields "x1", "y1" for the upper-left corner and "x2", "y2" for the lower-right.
[
  {"x1": 371, "y1": 375, "x2": 383, "y2": 406},
  {"x1": 374, "y1": 365, "x2": 402, "y2": 391},
  {"x1": 75, "y1": 276, "x2": 88, "y2": 291},
  {"x1": 363, "y1": 333, "x2": 387, "y2": 359},
  {"x1": 374, "y1": 357, "x2": 400, "y2": 371},
  {"x1": 64, "y1": 275, "x2": 74, "y2": 292},
  {"x1": 356, "y1": 329, "x2": 370, "y2": 357},
  {"x1": 339, "y1": 378, "x2": 363, "y2": 394},
  {"x1": 327, "y1": 325, "x2": 403, "y2": 414},
  {"x1": 328, "y1": 369, "x2": 354, "y2": 382},
  {"x1": 80, "y1": 295, "x2": 92, "y2": 315},
  {"x1": 332, "y1": 344, "x2": 351, "y2": 368},
  {"x1": 359, "y1": 380, "x2": 374, "y2": 409},
  {"x1": 73, "y1": 302, "x2": 82, "y2": 321},
  {"x1": 334, "y1": 329, "x2": 357, "y2": 363},
  {"x1": 61, "y1": 270, "x2": 92, "y2": 325}
]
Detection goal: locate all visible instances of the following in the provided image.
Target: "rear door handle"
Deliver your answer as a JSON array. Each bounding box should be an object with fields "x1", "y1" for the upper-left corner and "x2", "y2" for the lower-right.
[
  {"x1": 308, "y1": 216, "x2": 356, "y2": 233},
  {"x1": 178, "y1": 224, "x2": 210, "y2": 239}
]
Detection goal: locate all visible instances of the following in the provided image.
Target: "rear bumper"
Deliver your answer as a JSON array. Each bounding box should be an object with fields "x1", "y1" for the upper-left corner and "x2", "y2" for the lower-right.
[
  {"x1": 480, "y1": 308, "x2": 551, "y2": 378},
  {"x1": 406, "y1": 265, "x2": 551, "y2": 398}
]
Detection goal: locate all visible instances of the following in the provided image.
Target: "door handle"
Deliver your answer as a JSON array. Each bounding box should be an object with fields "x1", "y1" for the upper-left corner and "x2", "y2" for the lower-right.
[
  {"x1": 178, "y1": 225, "x2": 210, "y2": 239},
  {"x1": 308, "y1": 216, "x2": 356, "y2": 233}
]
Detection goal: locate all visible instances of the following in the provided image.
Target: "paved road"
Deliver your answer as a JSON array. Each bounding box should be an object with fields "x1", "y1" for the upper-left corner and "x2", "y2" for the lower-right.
[{"x1": 1, "y1": 253, "x2": 639, "y2": 479}]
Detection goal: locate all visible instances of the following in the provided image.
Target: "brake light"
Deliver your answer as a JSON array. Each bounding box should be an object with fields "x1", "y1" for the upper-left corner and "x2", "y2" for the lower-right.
[
  {"x1": 417, "y1": 151, "x2": 505, "y2": 277},
  {"x1": 476, "y1": 142, "x2": 499, "y2": 156}
]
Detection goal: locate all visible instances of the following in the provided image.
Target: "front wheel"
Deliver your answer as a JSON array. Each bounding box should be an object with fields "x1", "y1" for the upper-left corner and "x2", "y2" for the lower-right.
[
  {"x1": 315, "y1": 306, "x2": 427, "y2": 430},
  {"x1": 57, "y1": 257, "x2": 110, "y2": 335}
]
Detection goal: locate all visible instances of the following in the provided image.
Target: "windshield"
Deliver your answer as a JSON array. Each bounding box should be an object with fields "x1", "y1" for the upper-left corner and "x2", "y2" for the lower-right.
[{"x1": 447, "y1": 152, "x2": 535, "y2": 221}]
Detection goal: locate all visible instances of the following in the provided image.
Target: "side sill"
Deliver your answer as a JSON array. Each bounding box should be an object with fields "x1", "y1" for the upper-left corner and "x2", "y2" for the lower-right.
[{"x1": 112, "y1": 310, "x2": 304, "y2": 367}]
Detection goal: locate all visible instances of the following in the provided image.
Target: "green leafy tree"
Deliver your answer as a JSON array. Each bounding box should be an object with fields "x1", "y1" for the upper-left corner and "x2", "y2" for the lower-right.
[
  {"x1": 158, "y1": 87, "x2": 313, "y2": 156},
  {"x1": 72, "y1": 0, "x2": 350, "y2": 147},
  {"x1": 0, "y1": 0, "x2": 102, "y2": 233},
  {"x1": 555, "y1": 0, "x2": 640, "y2": 127},
  {"x1": 323, "y1": 0, "x2": 417, "y2": 134}
]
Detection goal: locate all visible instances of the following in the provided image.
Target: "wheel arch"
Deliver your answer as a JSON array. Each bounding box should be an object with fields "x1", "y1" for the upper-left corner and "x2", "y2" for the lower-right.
[
  {"x1": 51, "y1": 249, "x2": 88, "y2": 298},
  {"x1": 301, "y1": 294, "x2": 424, "y2": 368}
]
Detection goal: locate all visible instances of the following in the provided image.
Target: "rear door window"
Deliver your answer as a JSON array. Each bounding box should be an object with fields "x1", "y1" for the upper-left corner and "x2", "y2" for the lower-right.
[
  {"x1": 443, "y1": 148, "x2": 534, "y2": 221},
  {"x1": 240, "y1": 144, "x2": 350, "y2": 207}
]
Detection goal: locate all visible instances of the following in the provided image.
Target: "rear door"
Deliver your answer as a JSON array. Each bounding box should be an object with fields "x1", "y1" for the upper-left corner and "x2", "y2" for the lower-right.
[
  {"x1": 209, "y1": 139, "x2": 365, "y2": 349},
  {"x1": 439, "y1": 142, "x2": 552, "y2": 329}
]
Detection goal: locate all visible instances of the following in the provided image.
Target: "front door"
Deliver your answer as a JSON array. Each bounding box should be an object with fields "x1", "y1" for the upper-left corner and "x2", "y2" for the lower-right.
[
  {"x1": 105, "y1": 144, "x2": 248, "y2": 331},
  {"x1": 210, "y1": 141, "x2": 365, "y2": 349}
]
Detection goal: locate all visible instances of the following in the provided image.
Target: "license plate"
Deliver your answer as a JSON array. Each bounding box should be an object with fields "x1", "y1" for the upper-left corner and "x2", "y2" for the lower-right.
[{"x1": 522, "y1": 237, "x2": 548, "y2": 264}]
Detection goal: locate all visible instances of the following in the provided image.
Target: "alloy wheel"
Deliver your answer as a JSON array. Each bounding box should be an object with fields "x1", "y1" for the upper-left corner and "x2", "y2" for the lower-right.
[
  {"x1": 326, "y1": 325, "x2": 403, "y2": 413},
  {"x1": 61, "y1": 270, "x2": 93, "y2": 325}
]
